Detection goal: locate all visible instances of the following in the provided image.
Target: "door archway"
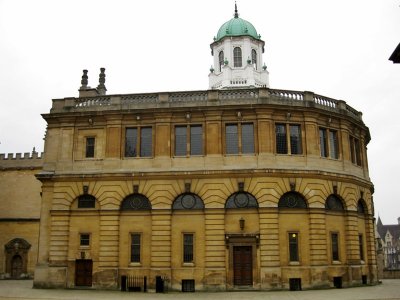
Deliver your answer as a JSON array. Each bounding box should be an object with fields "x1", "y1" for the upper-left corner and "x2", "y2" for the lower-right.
[{"x1": 5, "y1": 238, "x2": 31, "y2": 279}]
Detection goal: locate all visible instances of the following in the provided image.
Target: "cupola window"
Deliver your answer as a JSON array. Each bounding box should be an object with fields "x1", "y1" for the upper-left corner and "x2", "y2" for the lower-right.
[
  {"x1": 251, "y1": 49, "x2": 257, "y2": 69},
  {"x1": 233, "y1": 47, "x2": 242, "y2": 67},
  {"x1": 219, "y1": 51, "x2": 224, "y2": 72}
]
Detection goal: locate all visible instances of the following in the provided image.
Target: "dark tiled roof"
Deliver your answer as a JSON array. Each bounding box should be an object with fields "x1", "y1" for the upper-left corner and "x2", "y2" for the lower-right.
[{"x1": 377, "y1": 217, "x2": 400, "y2": 242}]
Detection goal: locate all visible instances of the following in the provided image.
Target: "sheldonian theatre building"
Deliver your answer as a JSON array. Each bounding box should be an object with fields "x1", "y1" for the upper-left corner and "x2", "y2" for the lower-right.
[{"x1": 4, "y1": 6, "x2": 377, "y2": 292}]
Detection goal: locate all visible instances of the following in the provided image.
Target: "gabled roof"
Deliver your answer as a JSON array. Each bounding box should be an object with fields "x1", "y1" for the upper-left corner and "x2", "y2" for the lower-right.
[{"x1": 377, "y1": 217, "x2": 400, "y2": 242}]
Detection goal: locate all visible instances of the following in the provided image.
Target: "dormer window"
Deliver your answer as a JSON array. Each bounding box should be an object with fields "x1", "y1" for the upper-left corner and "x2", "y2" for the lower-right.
[
  {"x1": 219, "y1": 51, "x2": 224, "y2": 72},
  {"x1": 251, "y1": 49, "x2": 257, "y2": 69},
  {"x1": 233, "y1": 47, "x2": 242, "y2": 67}
]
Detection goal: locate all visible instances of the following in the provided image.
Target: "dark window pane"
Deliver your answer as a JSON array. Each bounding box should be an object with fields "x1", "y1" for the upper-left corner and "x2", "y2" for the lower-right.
[
  {"x1": 350, "y1": 137, "x2": 356, "y2": 164},
  {"x1": 140, "y1": 127, "x2": 152, "y2": 157},
  {"x1": 78, "y1": 195, "x2": 96, "y2": 208},
  {"x1": 219, "y1": 51, "x2": 224, "y2": 72},
  {"x1": 251, "y1": 49, "x2": 257, "y2": 69},
  {"x1": 131, "y1": 234, "x2": 141, "y2": 263},
  {"x1": 233, "y1": 47, "x2": 242, "y2": 67},
  {"x1": 354, "y1": 138, "x2": 361, "y2": 166},
  {"x1": 276, "y1": 124, "x2": 287, "y2": 154},
  {"x1": 290, "y1": 125, "x2": 302, "y2": 154},
  {"x1": 332, "y1": 233, "x2": 339, "y2": 261},
  {"x1": 85, "y1": 137, "x2": 95, "y2": 158},
  {"x1": 329, "y1": 130, "x2": 339, "y2": 159},
  {"x1": 359, "y1": 235, "x2": 364, "y2": 261},
  {"x1": 319, "y1": 128, "x2": 328, "y2": 157},
  {"x1": 326, "y1": 195, "x2": 344, "y2": 211},
  {"x1": 278, "y1": 192, "x2": 307, "y2": 208},
  {"x1": 357, "y1": 200, "x2": 365, "y2": 214},
  {"x1": 80, "y1": 234, "x2": 90, "y2": 246},
  {"x1": 183, "y1": 234, "x2": 194, "y2": 263},
  {"x1": 241, "y1": 123, "x2": 254, "y2": 154},
  {"x1": 226, "y1": 124, "x2": 239, "y2": 154},
  {"x1": 190, "y1": 125, "x2": 203, "y2": 155},
  {"x1": 289, "y1": 233, "x2": 299, "y2": 262},
  {"x1": 125, "y1": 128, "x2": 137, "y2": 157},
  {"x1": 175, "y1": 126, "x2": 187, "y2": 156}
]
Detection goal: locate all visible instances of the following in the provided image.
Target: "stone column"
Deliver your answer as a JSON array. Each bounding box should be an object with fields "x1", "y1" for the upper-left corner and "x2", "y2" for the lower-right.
[
  {"x1": 259, "y1": 208, "x2": 280, "y2": 289},
  {"x1": 97, "y1": 211, "x2": 119, "y2": 288},
  {"x1": 345, "y1": 211, "x2": 360, "y2": 285},
  {"x1": 204, "y1": 209, "x2": 226, "y2": 290},
  {"x1": 150, "y1": 210, "x2": 172, "y2": 287},
  {"x1": 33, "y1": 182, "x2": 57, "y2": 288}
]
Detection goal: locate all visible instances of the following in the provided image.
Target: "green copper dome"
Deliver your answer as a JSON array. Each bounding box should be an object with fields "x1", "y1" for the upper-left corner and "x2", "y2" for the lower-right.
[{"x1": 215, "y1": 5, "x2": 260, "y2": 42}]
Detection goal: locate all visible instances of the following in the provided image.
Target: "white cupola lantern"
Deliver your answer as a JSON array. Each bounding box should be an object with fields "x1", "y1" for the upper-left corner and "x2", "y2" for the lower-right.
[{"x1": 209, "y1": 4, "x2": 269, "y2": 89}]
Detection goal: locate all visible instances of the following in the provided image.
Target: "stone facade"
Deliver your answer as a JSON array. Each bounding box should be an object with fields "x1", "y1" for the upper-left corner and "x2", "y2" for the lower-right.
[
  {"x1": 0, "y1": 152, "x2": 43, "y2": 279},
  {"x1": 31, "y1": 87, "x2": 377, "y2": 291}
]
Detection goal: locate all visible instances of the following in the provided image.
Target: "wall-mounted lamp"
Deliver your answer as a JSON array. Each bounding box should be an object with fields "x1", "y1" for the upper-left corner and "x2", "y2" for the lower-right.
[{"x1": 239, "y1": 217, "x2": 245, "y2": 230}]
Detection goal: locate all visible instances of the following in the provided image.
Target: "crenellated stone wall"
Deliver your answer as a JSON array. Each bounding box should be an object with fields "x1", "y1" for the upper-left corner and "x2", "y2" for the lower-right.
[
  {"x1": 0, "y1": 151, "x2": 43, "y2": 279},
  {"x1": 0, "y1": 152, "x2": 44, "y2": 170}
]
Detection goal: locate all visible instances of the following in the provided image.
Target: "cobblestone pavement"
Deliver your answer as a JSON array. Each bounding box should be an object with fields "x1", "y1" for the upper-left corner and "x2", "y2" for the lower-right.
[{"x1": 0, "y1": 280, "x2": 399, "y2": 300}]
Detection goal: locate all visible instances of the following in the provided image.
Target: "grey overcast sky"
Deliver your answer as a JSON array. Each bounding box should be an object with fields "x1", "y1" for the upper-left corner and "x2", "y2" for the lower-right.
[{"x1": 0, "y1": 0, "x2": 399, "y2": 223}]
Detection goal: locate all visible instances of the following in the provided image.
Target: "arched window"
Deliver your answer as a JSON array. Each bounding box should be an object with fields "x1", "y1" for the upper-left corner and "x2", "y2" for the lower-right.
[
  {"x1": 357, "y1": 199, "x2": 367, "y2": 214},
  {"x1": 78, "y1": 195, "x2": 96, "y2": 208},
  {"x1": 233, "y1": 47, "x2": 242, "y2": 67},
  {"x1": 251, "y1": 49, "x2": 257, "y2": 69},
  {"x1": 278, "y1": 192, "x2": 307, "y2": 208},
  {"x1": 225, "y1": 191, "x2": 258, "y2": 209},
  {"x1": 219, "y1": 51, "x2": 224, "y2": 72},
  {"x1": 121, "y1": 193, "x2": 151, "y2": 211},
  {"x1": 172, "y1": 193, "x2": 204, "y2": 210},
  {"x1": 325, "y1": 194, "x2": 345, "y2": 211}
]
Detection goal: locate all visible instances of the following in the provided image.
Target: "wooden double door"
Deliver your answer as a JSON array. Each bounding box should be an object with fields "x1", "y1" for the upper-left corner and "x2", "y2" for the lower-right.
[
  {"x1": 233, "y1": 246, "x2": 253, "y2": 286},
  {"x1": 75, "y1": 259, "x2": 93, "y2": 287}
]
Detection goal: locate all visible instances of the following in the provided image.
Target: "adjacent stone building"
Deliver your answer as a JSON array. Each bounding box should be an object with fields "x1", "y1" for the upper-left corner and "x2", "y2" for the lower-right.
[
  {"x1": 0, "y1": 6, "x2": 378, "y2": 291},
  {"x1": 376, "y1": 217, "x2": 400, "y2": 271},
  {"x1": 0, "y1": 151, "x2": 43, "y2": 279}
]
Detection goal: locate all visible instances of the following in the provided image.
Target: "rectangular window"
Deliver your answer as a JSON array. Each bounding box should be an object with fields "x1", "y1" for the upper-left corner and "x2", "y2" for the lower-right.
[
  {"x1": 226, "y1": 124, "x2": 239, "y2": 154},
  {"x1": 85, "y1": 137, "x2": 95, "y2": 158},
  {"x1": 183, "y1": 233, "x2": 194, "y2": 263},
  {"x1": 276, "y1": 124, "x2": 287, "y2": 154},
  {"x1": 241, "y1": 123, "x2": 255, "y2": 154},
  {"x1": 319, "y1": 128, "x2": 328, "y2": 157},
  {"x1": 331, "y1": 233, "x2": 339, "y2": 261},
  {"x1": 125, "y1": 128, "x2": 138, "y2": 157},
  {"x1": 225, "y1": 123, "x2": 254, "y2": 155},
  {"x1": 349, "y1": 136, "x2": 362, "y2": 166},
  {"x1": 175, "y1": 126, "x2": 187, "y2": 156},
  {"x1": 190, "y1": 125, "x2": 203, "y2": 155},
  {"x1": 359, "y1": 234, "x2": 364, "y2": 261},
  {"x1": 290, "y1": 125, "x2": 302, "y2": 154},
  {"x1": 140, "y1": 127, "x2": 152, "y2": 157},
  {"x1": 320, "y1": 128, "x2": 339, "y2": 159},
  {"x1": 80, "y1": 234, "x2": 90, "y2": 246},
  {"x1": 125, "y1": 127, "x2": 152, "y2": 158},
  {"x1": 289, "y1": 232, "x2": 299, "y2": 262},
  {"x1": 131, "y1": 233, "x2": 141, "y2": 263},
  {"x1": 276, "y1": 124, "x2": 302, "y2": 155},
  {"x1": 174, "y1": 125, "x2": 203, "y2": 156},
  {"x1": 329, "y1": 130, "x2": 339, "y2": 159}
]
